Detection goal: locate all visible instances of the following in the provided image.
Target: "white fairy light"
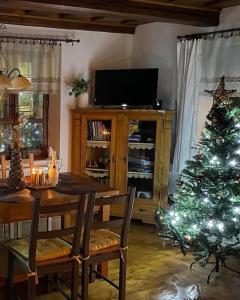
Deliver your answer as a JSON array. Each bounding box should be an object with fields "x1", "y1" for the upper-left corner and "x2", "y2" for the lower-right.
[
  {"x1": 192, "y1": 224, "x2": 198, "y2": 230},
  {"x1": 191, "y1": 192, "x2": 195, "y2": 196},
  {"x1": 208, "y1": 220, "x2": 214, "y2": 228},
  {"x1": 235, "y1": 149, "x2": 240, "y2": 155},
  {"x1": 235, "y1": 123, "x2": 240, "y2": 129},
  {"x1": 229, "y1": 160, "x2": 237, "y2": 167},
  {"x1": 210, "y1": 156, "x2": 219, "y2": 164},
  {"x1": 185, "y1": 234, "x2": 191, "y2": 241},
  {"x1": 234, "y1": 207, "x2": 240, "y2": 214},
  {"x1": 169, "y1": 211, "x2": 175, "y2": 217},
  {"x1": 204, "y1": 197, "x2": 209, "y2": 203},
  {"x1": 217, "y1": 223, "x2": 224, "y2": 232},
  {"x1": 233, "y1": 218, "x2": 238, "y2": 222},
  {"x1": 171, "y1": 219, "x2": 177, "y2": 225}
]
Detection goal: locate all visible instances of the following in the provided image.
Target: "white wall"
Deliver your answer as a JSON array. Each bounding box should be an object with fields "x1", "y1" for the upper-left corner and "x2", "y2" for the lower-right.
[
  {"x1": 5, "y1": 25, "x2": 133, "y2": 171},
  {"x1": 131, "y1": 5, "x2": 240, "y2": 110},
  {"x1": 131, "y1": 5, "x2": 240, "y2": 136},
  {"x1": 132, "y1": 23, "x2": 204, "y2": 109},
  {"x1": 60, "y1": 31, "x2": 133, "y2": 170},
  {"x1": 5, "y1": 5, "x2": 240, "y2": 171}
]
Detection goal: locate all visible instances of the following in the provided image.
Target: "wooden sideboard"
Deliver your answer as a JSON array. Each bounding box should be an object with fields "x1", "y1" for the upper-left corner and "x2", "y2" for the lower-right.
[{"x1": 70, "y1": 108, "x2": 174, "y2": 224}]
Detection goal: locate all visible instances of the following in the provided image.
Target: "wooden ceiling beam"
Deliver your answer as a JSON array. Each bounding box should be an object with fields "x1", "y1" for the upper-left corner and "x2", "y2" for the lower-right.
[
  {"x1": 205, "y1": 0, "x2": 240, "y2": 8},
  {"x1": 0, "y1": 13, "x2": 135, "y2": 34},
  {"x1": 18, "y1": 0, "x2": 220, "y2": 26}
]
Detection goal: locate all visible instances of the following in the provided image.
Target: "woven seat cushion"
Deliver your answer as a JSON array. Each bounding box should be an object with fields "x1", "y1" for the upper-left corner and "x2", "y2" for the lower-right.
[
  {"x1": 8, "y1": 238, "x2": 72, "y2": 262},
  {"x1": 90, "y1": 230, "x2": 120, "y2": 254},
  {"x1": 64, "y1": 229, "x2": 120, "y2": 255}
]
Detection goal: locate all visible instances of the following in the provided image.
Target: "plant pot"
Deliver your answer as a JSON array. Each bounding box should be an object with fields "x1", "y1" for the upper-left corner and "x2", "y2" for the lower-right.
[{"x1": 77, "y1": 92, "x2": 89, "y2": 108}]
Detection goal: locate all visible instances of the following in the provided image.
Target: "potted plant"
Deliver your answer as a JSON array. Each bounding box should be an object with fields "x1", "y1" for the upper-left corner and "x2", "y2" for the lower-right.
[{"x1": 69, "y1": 78, "x2": 89, "y2": 108}]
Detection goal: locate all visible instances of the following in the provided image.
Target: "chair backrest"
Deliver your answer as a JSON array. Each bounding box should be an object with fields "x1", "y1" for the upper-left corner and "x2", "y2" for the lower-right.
[
  {"x1": 82, "y1": 187, "x2": 136, "y2": 258},
  {"x1": 28, "y1": 187, "x2": 96, "y2": 271}
]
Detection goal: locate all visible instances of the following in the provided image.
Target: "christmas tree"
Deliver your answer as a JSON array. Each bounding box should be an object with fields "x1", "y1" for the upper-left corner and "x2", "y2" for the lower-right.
[{"x1": 159, "y1": 77, "x2": 240, "y2": 270}]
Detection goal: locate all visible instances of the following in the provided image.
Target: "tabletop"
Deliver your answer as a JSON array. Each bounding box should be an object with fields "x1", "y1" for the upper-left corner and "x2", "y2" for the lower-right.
[{"x1": 0, "y1": 172, "x2": 119, "y2": 224}]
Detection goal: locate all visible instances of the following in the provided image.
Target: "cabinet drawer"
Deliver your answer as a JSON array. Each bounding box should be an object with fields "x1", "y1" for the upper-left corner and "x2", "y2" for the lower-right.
[{"x1": 111, "y1": 201, "x2": 156, "y2": 224}]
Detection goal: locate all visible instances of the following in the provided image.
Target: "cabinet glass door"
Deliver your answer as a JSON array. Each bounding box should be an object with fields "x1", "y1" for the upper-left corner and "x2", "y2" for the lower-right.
[
  {"x1": 128, "y1": 120, "x2": 156, "y2": 199},
  {"x1": 84, "y1": 117, "x2": 115, "y2": 186}
]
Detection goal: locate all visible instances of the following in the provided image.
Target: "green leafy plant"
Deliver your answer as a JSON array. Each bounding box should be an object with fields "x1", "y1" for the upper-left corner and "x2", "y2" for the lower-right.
[{"x1": 69, "y1": 78, "x2": 89, "y2": 97}]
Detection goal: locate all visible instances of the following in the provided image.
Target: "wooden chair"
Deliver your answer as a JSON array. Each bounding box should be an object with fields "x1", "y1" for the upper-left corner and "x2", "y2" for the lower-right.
[
  {"x1": 81, "y1": 187, "x2": 136, "y2": 300},
  {"x1": 7, "y1": 187, "x2": 96, "y2": 300}
]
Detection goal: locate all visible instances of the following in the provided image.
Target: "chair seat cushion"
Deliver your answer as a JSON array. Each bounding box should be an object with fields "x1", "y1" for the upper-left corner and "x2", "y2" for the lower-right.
[
  {"x1": 8, "y1": 238, "x2": 72, "y2": 262},
  {"x1": 63, "y1": 229, "x2": 120, "y2": 255},
  {"x1": 90, "y1": 230, "x2": 120, "y2": 255}
]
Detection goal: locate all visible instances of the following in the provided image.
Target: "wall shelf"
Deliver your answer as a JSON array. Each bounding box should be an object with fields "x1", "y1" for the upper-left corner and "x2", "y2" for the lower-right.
[
  {"x1": 86, "y1": 140, "x2": 110, "y2": 148},
  {"x1": 128, "y1": 171, "x2": 153, "y2": 179},
  {"x1": 85, "y1": 168, "x2": 109, "y2": 178},
  {"x1": 128, "y1": 142, "x2": 155, "y2": 150}
]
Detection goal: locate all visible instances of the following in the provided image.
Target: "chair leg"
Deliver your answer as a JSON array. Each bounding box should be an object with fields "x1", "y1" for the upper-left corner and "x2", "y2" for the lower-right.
[
  {"x1": 28, "y1": 276, "x2": 36, "y2": 300},
  {"x1": 71, "y1": 260, "x2": 79, "y2": 300},
  {"x1": 89, "y1": 264, "x2": 97, "y2": 283},
  {"x1": 81, "y1": 260, "x2": 89, "y2": 300},
  {"x1": 8, "y1": 251, "x2": 14, "y2": 300},
  {"x1": 119, "y1": 252, "x2": 127, "y2": 300}
]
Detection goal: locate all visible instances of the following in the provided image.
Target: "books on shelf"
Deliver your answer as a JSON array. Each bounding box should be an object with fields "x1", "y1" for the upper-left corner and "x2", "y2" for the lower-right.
[{"x1": 88, "y1": 121, "x2": 111, "y2": 141}]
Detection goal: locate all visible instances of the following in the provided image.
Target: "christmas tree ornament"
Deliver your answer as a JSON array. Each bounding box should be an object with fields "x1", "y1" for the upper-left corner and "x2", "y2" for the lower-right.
[{"x1": 158, "y1": 77, "x2": 240, "y2": 282}]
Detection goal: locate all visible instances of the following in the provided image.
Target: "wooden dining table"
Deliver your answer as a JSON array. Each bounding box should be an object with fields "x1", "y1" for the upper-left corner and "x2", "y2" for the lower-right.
[
  {"x1": 0, "y1": 172, "x2": 119, "y2": 224},
  {"x1": 0, "y1": 172, "x2": 119, "y2": 293}
]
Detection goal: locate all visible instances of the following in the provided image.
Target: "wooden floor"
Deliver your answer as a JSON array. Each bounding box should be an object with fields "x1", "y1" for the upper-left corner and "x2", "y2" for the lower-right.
[{"x1": 2, "y1": 223, "x2": 240, "y2": 299}]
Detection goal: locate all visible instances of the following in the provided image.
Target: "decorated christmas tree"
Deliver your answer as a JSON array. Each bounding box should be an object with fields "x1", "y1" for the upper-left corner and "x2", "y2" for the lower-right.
[{"x1": 159, "y1": 77, "x2": 240, "y2": 275}]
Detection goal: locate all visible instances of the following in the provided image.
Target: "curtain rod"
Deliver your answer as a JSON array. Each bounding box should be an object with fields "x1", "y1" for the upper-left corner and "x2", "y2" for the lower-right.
[
  {"x1": 0, "y1": 35, "x2": 80, "y2": 45},
  {"x1": 177, "y1": 27, "x2": 240, "y2": 41}
]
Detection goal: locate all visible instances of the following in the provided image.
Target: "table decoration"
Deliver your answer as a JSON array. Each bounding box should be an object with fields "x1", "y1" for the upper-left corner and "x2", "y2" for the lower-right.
[{"x1": 7, "y1": 115, "x2": 27, "y2": 191}]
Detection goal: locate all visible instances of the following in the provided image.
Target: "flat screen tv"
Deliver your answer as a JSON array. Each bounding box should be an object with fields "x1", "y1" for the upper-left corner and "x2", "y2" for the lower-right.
[{"x1": 94, "y1": 68, "x2": 158, "y2": 107}]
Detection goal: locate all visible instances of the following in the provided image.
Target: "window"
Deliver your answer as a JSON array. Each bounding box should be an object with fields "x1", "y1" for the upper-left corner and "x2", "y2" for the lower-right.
[{"x1": 0, "y1": 92, "x2": 49, "y2": 159}]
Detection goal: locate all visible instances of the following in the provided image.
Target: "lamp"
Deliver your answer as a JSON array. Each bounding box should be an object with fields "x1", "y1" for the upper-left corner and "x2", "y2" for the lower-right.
[{"x1": 0, "y1": 47, "x2": 32, "y2": 90}]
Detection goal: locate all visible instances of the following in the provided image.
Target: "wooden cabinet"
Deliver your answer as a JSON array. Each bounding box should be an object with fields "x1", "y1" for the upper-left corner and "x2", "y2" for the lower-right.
[{"x1": 71, "y1": 108, "x2": 174, "y2": 224}]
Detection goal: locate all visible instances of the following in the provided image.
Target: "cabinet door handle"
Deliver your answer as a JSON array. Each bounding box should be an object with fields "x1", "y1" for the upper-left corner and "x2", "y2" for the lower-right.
[{"x1": 123, "y1": 156, "x2": 127, "y2": 163}]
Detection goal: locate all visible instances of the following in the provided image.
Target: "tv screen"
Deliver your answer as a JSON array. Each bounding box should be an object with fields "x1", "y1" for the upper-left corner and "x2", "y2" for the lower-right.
[{"x1": 94, "y1": 68, "x2": 158, "y2": 107}]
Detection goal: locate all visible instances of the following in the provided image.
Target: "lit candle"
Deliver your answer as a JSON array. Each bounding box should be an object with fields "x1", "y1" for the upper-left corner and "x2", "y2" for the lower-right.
[
  {"x1": 31, "y1": 168, "x2": 36, "y2": 186},
  {"x1": 35, "y1": 170, "x2": 39, "y2": 185},
  {"x1": 39, "y1": 170, "x2": 46, "y2": 186}
]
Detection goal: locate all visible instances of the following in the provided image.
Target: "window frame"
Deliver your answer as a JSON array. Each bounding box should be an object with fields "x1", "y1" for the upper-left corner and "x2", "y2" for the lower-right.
[{"x1": 0, "y1": 93, "x2": 49, "y2": 159}]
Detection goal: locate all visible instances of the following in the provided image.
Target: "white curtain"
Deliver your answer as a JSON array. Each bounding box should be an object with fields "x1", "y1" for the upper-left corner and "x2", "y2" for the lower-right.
[
  {"x1": 200, "y1": 34, "x2": 240, "y2": 99},
  {"x1": 171, "y1": 32, "x2": 240, "y2": 192},
  {"x1": 170, "y1": 38, "x2": 202, "y2": 191},
  {"x1": 0, "y1": 40, "x2": 61, "y2": 94}
]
